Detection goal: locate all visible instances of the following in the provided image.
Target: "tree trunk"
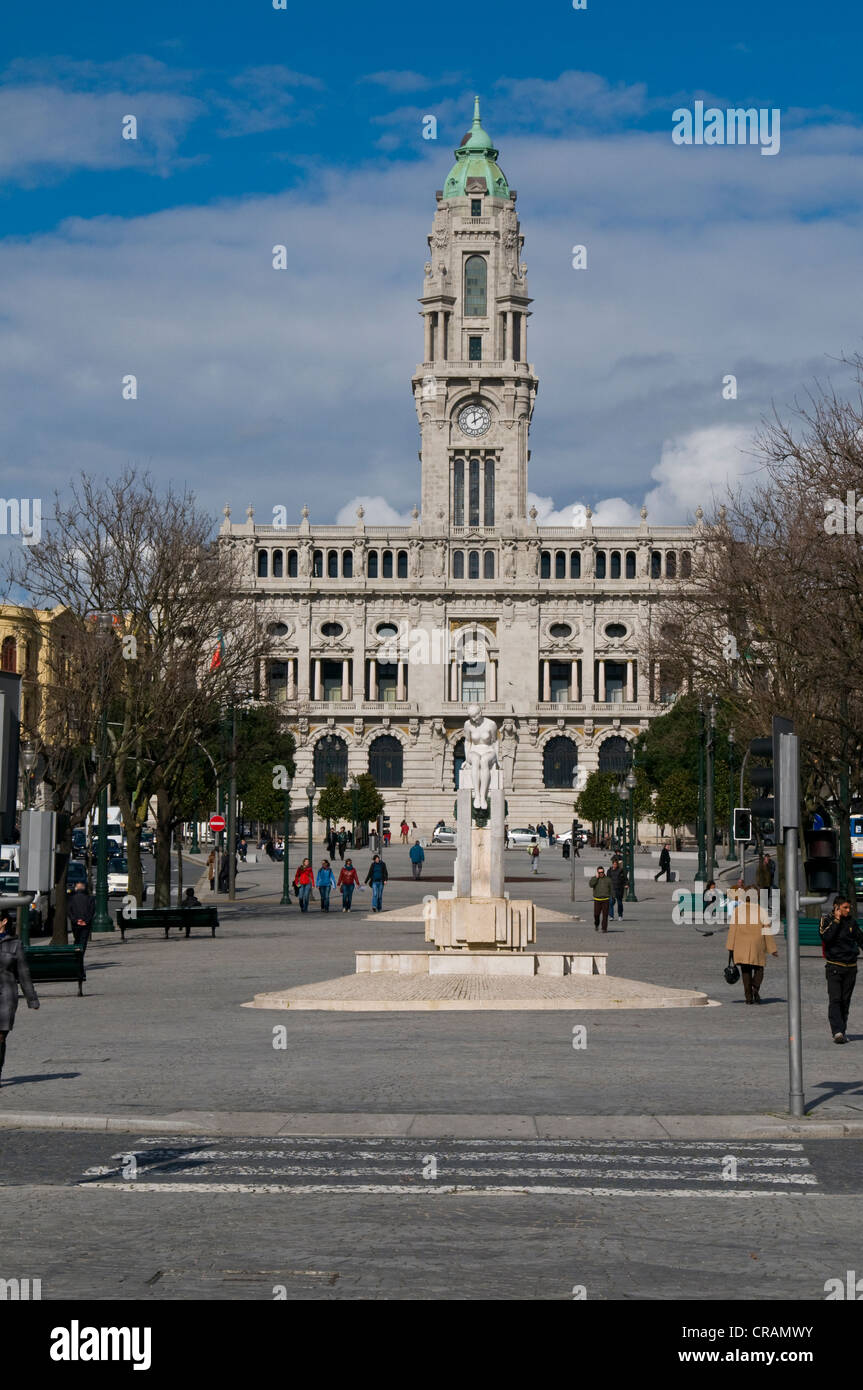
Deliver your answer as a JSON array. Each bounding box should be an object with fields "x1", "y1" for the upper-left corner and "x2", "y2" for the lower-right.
[
  {"x1": 154, "y1": 786, "x2": 173, "y2": 908},
  {"x1": 51, "y1": 811, "x2": 73, "y2": 945},
  {"x1": 176, "y1": 832, "x2": 183, "y2": 907},
  {"x1": 115, "y1": 766, "x2": 145, "y2": 909}
]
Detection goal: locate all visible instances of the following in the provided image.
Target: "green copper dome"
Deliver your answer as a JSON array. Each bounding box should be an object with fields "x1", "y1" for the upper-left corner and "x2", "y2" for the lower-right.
[{"x1": 442, "y1": 96, "x2": 510, "y2": 200}]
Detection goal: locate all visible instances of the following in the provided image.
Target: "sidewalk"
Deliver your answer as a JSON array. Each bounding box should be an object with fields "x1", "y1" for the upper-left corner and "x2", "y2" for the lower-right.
[{"x1": 4, "y1": 844, "x2": 860, "y2": 1130}]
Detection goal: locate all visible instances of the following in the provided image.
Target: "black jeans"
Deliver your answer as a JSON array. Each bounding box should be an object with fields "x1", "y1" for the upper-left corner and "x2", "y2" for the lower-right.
[
  {"x1": 826, "y1": 963, "x2": 857, "y2": 1035},
  {"x1": 740, "y1": 963, "x2": 764, "y2": 1001},
  {"x1": 609, "y1": 892, "x2": 624, "y2": 919},
  {"x1": 654, "y1": 866, "x2": 670, "y2": 881},
  {"x1": 71, "y1": 925, "x2": 90, "y2": 954}
]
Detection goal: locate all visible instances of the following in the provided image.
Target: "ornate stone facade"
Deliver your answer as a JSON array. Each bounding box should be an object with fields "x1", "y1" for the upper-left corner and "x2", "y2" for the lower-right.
[{"x1": 222, "y1": 101, "x2": 699, "y2": 830}]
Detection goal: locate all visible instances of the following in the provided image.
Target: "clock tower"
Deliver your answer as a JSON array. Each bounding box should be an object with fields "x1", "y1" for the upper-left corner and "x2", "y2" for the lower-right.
[{"x1": 413, "y1": 98, "x2": 538, "y2": 531}]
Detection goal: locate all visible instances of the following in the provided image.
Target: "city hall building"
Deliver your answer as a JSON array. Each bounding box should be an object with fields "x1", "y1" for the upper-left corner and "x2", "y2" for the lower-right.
[{"x1": 222, "y1": 99, "x2": 699, "y2": 829}]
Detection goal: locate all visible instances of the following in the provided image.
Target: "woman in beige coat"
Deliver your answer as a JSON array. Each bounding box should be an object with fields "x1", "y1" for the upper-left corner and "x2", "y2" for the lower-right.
[{"x1": 725, "y1": 892, "x2": 778, "y2": 1004}]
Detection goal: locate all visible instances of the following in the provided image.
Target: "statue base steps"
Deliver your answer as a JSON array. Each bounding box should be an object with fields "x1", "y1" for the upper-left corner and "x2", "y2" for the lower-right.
[
  {"x1": 427, "y1": 896, "x2": 536, "y2": 951},
  {"x1": 356, "y1": 950, "x2": 606, "y2": 977}
]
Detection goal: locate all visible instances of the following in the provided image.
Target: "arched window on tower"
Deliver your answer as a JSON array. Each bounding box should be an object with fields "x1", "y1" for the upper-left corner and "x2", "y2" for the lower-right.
[
  {"x1": 570, "y1": 551, "x2": 581, "y2": 579},
  {"x1": 397, "y1": 550, "x2": 408, "y2": 579},
  {"x1": 681, "y1": 551, "x2": 692, "y2": 578},
  {"x1": 257, "y1": 551, "x2": 268, "y2": 578},
  {"x1": 484, "y1": 458, "x2": 495, "y2": 525},
  {"x1": 595, "y1": 551, "x2": 607, "y2": 580},
  {"x1": 464, "y1": 255, "x2": 487, "y2": 316},
  {"x1": 555, "y1": 551, "x2": 566, "y2": 579},
  {"x1": 540, "y1": 551, "x2": 551, "y2": 579},
  {"x1": 610, "y1": 551, "x2": 621, "y2": 579},
  {"x1": 453, "y1": 551, "x2": 464, "y2": 579},
  {"x1": 625, "y1": 550, "x2": 636, "y2": 579},
  {"x1": 468, "y1": 550, "x2": 480, "y2": 580},
  {"x1": 483, "y1": 551, "x2": 495, "y2": 579},
  {"x1": 342, "y1": 550, "x2": 353, "y2": 578},
  {"x1": 1, "y1": 636, "x2": 17, "y2": 673},
  {"x1": 367, "y1": 551, "x2": 378, "y2": 578},
  {"x1": 468, "y1": 457, "x2": 480, "y2": 527},
  {"x1": 272, "y1": 550, "x2": 283, "y2": 578},
  {"x1": 327, "y1": 549, "x2": 338, "y2": 578},
  {"x1": 287, "y1": 550, "x2": 298, "y2": 577},
  {"x1": 453, "y1": 458, "x2": 464, "y2": 526},
  {"x1": 382, "y1": 550, "x2": 393, "y2": 579},
  {"x1": 312, "y1": 549, "x2": 323, "y2": 578},
  {"x1": 666, "y1": 551, "x2": 677, "y2": 579}
]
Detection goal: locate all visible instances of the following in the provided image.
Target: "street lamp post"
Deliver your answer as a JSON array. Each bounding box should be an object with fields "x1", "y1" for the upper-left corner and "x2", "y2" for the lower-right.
[
  {"x1": 706, "y1": 697, "x2": 717, "y2": 884},
  {"x1": 625, "y1": 768, "x2": 638, "y2": 903},
  {"x1": 306, "y1": 780, "x2": 316, "y2": 865},
  {"x1": 19, "y1": 744, "x2": 37, "y2": 948},
  {"x1": 727, "y1": 727, "x2": 736, "y2": 861},
  {"x1": 190, "y1": 813, "x2": 200, "y2": 856},
  {"x1": 696, "y1": 700, "x2": 706, "y2": 882},
  {"x1": 280, "y1": 776, "x2": 294, "y2": 905},
  {"x1": 347, "y1": 774, "x2": 359, "y2": 850}
]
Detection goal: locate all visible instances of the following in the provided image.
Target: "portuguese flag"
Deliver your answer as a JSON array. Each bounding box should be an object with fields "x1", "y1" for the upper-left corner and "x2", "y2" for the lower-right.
[{"x1": 210, "y1": 631, "x2": 225, "y2": 672}]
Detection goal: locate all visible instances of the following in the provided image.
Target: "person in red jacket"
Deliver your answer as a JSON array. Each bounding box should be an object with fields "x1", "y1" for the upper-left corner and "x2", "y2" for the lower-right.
[
  {"x1": 338, "y1": 858, "x2": 361, "y2": 912},
  {"x1": 292, "y1": 858, "x2": 314, "y2": 912}
]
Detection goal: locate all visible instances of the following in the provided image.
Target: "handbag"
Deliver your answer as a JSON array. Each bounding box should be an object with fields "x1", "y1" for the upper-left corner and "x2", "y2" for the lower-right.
[{"x1": 724, "y1": 951, "x2": 740, "y2": 985}]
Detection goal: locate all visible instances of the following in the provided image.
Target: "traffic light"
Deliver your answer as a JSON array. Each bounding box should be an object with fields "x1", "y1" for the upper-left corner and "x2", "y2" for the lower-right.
[
  {"x1": 748, "y1": 715, "x2": 794, "y2": 823},
  {"x1": 804, "y1": 827, "x2": 839, "y2": 895},
  {"x1": 733, "y1": 808, "x2": 752, "y2": 842}
]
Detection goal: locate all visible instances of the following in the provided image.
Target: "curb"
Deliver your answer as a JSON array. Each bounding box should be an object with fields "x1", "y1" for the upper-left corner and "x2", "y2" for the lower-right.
[{"x1": 0, "y1": 1110, "x2": 860, "y2": 1140}]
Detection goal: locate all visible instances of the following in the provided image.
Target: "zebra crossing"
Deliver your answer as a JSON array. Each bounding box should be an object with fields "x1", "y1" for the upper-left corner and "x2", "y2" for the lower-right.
[{"x1": 79, "y1": 1136, "x2": 820, "y2": 1196}]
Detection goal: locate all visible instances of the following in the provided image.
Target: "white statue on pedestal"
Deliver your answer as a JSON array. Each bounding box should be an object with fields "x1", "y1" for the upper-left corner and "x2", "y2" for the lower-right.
[{"x1": 463, "y1": 704, "x2": 499, "y2": 810}]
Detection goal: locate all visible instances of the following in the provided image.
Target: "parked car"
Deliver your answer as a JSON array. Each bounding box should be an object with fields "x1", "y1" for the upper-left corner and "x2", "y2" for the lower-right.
[
  {"x1": 557, "y1": 827, "x2": 590, "y2": 847},
  {"x1": 506, "y1": 828, "x2": 542, "y2": 846},
  {"x1": 0, "y1": 872, "x2": 19, "y2": 894},
  {"x1": 106, "y1": 857, "x2": 148, "y2": 900},
  {"x1": 66, "y1": 859, "x2": 88, "y2": 885},
  {"x1": 431, "y1": 825, "x2": 457, "y2": 845}
]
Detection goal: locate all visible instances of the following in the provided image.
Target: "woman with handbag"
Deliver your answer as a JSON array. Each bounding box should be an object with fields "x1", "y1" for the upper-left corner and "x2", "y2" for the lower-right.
[
  {"x1": 725, "y1": 890, "x2": 778, "y2": 1004},
  {"x1": 292, "y1": 858, "x2": 314, "y2": 912}
]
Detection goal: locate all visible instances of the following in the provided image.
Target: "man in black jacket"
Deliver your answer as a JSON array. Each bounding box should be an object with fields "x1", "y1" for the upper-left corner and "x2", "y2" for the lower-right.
[
  {"x1": 820, "y1": 896, "x2": 863, "y2": 1043},
  {"x1": 608, "y1": 857, "x2": 629, "y2": 921},
  {"x1": 67, "y1": 881, "x2": 95, "y2": 955},
  {"x1": 654, "y1": 843, "x2": 671, "y2": 882}
]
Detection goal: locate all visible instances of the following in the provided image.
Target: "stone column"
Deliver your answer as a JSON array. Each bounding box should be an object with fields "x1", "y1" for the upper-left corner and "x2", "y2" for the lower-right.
[
  {"x1": 313, "y1": 658, "x2": 323, "y2": 701},
  {"x1": 342, "y1": 659, "x2": 350, "y2": 701},
  {"x1": 487, "y1": 660, "x2": 496, "y2": 701},
  {"x1": 569, "y1": 661, "x2": 577, "y2": 701},
  {"x1": 598, "y1": 660, "x2": 606, "y2": 702},
  {"x1": 504, "y1": 311, "x2": 511, "y2": 361},
  {"x1": 424, "y1": 313, "x2": 432, "y2": 362},
  {"x1": 369, "y1": 657, "x2": 377, "y2": 701},
  {"x1": 450, "y1": 658, "x2": 458, "y2": 701},
  {"x1": 626, "y1": 659, "x2": 634, "y2": 702},
  {"x1": 396, "y1": 660, "x2": 405, "y2": 701},
  {"x1": 287, "y1": 659, "x2": 297, "y2": 700},
  {"x1": 542, "y1": 659, "x2": 551, "y2": 702}
]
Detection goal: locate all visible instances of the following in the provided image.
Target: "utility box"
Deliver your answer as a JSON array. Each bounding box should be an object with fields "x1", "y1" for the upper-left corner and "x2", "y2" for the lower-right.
[{"x1": 19, "y1": 809, "x2": 57, "y2": 892}]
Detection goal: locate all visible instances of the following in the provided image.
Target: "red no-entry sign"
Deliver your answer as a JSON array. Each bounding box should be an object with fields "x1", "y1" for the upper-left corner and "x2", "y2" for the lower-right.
[{"x1": 209, "y1": 814, "x2": 226, "y2": 832}]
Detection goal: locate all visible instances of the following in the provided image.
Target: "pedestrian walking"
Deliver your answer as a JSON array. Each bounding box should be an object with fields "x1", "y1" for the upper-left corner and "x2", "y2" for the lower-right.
[
  {"x1": 820, "y1": 896, "x2": 863, "y2": 1042},
  {"x1": 400, "y1": 820, "x2": 410, "y2": 845},
  {"x1": 207, "y1": 850, "x2": 216, "y2": 892},
  {"x1": 293, "y1": 858, "x2": 314, "y2": 912},
  {"x1": 572, "y1": 832, "x2": 581, "y2": 858},
  {"x1": 546, "y1": 820, "x2": 555, "y2": 845},
  {"x1": 725, "y1": 891, "x2": 778, "y2": 1004},
  {"x1": 409, "y1": 840, "x2": 425, "y2": 880},
  {"x1": 67, "y1": 880, "x2": 95, "y2": 955},
  {"x1": 316, "y1": 859, "x2": 337, "y2": 911},
  {"x1": 338, "y1": 859, "x2": 360, "y2": 911},
  {"x1": 336, "y1": 828, "x2": 347, "y2": 861},
  {"x1": 528, "y1": 838, "x2": 540, "y2": 873},
  {"x1": 327, "y1": 829, "x2": 337, "y2": 859},
  {"x1": 0, "y1": 907, "x2": 39, "y2": 1085},
  {"x1": 654, "y1": 843, "x2": 672, "y2": 882},
  {"x1": 364, "y1": 854, "x2": 388, "y2": 912},
  {"x1": 238, "y1": 837, "x2": 247, "y2": 863},
  {"x1": 590, "y1": 866, "x2": 612, "y2": 932},
  {"x1": 504, "y1": 823, "x2": 509, "y2": 848},
  {"x1": 383, "y1": 828, "x2": 391, "y2": 848},
  {"x1": 608, "y1": 857, "x2": 628, "y2": 921}
]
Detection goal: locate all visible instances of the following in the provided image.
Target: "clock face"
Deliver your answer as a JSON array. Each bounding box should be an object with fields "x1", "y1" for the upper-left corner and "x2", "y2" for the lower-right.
[{"x1": 458, "y1": 404, "x2": 491, "y2": 437}]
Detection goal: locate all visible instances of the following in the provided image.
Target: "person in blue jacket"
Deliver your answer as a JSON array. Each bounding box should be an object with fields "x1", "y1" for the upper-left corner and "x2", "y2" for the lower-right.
[
  {"x1": 409, "y1": 840, "x2": 425, "y2": 880},
  {"x1": 315, "y1": 859, "x2": 337, "y2": 912},
  {"x1": 364, "y1": 854, "x2": 389, "y2": 912}
]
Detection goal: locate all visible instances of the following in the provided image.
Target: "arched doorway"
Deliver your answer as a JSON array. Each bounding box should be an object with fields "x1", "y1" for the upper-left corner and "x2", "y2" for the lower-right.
[
  {"x1": 543, "y1": 736, "x2": 578, "y2": 789},
  {"x1": 598, "y1": 735, "x2": 630, "y2": 774},
  {"x1": 369, "y1": 735, "x2": 403, "y2": 788},
  {"x1": 313, "y1": 734, "x2": 348, "y2": 785}
]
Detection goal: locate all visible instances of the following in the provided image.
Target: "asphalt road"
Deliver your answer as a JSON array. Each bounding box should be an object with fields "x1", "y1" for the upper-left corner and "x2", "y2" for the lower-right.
[{"x1": 2, "y1": 1130, "x2": 862, "y2": 1300}]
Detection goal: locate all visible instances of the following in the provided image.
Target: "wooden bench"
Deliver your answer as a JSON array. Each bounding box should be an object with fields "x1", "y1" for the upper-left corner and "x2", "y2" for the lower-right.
[
  {"x1": 117, "y1": 905, "x2": 219, "y2": 941},
  {"x1": 25, "y1": 946, "x2": 86, "y2": 996}
]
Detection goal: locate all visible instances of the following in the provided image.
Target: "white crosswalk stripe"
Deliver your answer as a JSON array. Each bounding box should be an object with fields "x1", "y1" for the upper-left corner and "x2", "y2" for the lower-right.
[{"x1": 77, "y1": 1137, "x2": 820, "y2": 1196}]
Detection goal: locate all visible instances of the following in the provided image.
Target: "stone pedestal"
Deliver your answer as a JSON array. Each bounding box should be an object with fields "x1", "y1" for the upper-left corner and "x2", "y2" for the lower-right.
[{"x1": 426, "y1": 895, "x2": 536, "y2": 951}]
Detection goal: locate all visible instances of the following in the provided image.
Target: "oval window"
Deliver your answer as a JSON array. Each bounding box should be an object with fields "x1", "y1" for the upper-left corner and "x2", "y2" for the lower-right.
[
  {"x1": 605, "y1": 623, "x2": 627, "y2": 639},
  {"x1": 549, "y1": 623, "x2": 572, "y2": 639},
  {"x1": 321, "y1": 622, "x2": 344, "y2": 638},
  {"x1": 267, "y1": 622, "x2": 289, "y2": 638},
  {"x1": 376, "y1": 623, "x2": 398, "y2": 639}
]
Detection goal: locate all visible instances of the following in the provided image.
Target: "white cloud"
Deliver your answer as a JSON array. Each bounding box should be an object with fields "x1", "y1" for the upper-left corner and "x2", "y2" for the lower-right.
[
  {"x1": 335, "y1": 496, "x2": 414, "y2": 525},
  {"x1": 645, "y1": 425, "x2": 756, "y2": 520}
]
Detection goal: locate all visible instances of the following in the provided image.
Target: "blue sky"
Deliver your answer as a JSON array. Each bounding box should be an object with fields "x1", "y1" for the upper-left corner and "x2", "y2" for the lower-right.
[{"x1": 2, "y1": 0, "x2": 862, "y2": 537}]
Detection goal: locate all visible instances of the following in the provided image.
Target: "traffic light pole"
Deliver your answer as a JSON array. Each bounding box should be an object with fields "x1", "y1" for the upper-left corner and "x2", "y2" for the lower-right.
[{"x1": 780, "y1": 732, "x2": 804, "y2": 1118}]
